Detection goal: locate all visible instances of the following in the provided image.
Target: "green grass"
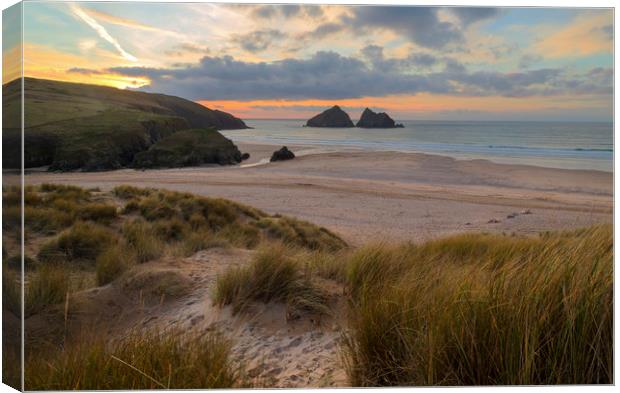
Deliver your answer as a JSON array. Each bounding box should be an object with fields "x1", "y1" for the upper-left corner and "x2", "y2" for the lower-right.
[
  {"x1": 342, "y1": 225, "x2": 613, "y2": 386},
  {"x1": 24, "y1": 330, "x2": 241, "y2": 390},
  {"x1": 3, "y1": 77, "x2": 248, "y2": 171}
]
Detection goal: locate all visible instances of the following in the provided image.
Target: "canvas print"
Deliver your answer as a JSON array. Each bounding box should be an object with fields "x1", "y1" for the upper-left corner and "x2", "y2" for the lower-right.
[{"x1": 2, "y1": 1, "x2": 614, "y2": 389}]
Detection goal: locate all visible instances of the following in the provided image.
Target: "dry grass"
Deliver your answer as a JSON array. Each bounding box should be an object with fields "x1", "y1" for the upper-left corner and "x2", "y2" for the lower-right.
[
  {"x1": 257, "y1": 215, "x2": 347, "y2": 251},
  {"x1": 2, "y1": 267, "x2": 21, "y2": 317},
  {"x1": 37, "y1": 222, "x2": 117, "y2": 264},
  {"x1": 5, "y1": 183, "x2": 612, "y2": 388},
  {"x1": 213, "y1": 243, "x2": 330, "y2": 318},
  {"x1": 113, "y1": 186, "x2": 346, "y2": 251},
  {"x1": 96, "y1": 245, "x2": 136, "y2": 285},
  {"x1": 121, "y1": 219, "x2": 164, "y2": 263},
  {"x1": 25, "y1": 330, "x2": 242, "y2": 390},
  {"x1": 25, "y1": 264, "x2": 71, "y2": 316},
  {"x1": 304, "y1": 249, "x2": 349, "y2": 283},
  {"x1": 342, "y1": 225, "x2": 613, "y2": 386}
]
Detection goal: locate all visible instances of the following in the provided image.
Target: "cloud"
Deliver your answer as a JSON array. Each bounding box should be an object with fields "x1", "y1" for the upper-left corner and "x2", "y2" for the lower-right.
[
  {"x1": 231, "y1": 29, "x2": 286, "y2": 53},
  {"x1": 534, "y1": 12, "x2": 613, "y2": 58},
  {"x1": 297, "y1": 23, "x2": 345, "y2": 41},
  {"x1": 67, "y1": 67, "x2": 107, "y2": 75},
  {"x1": 108, "y1": 51, "x2": 451, "y2": 100},
  {"x1": 518, "y1": 54, "x2": 543, "y2": 69},
  {"x1": 296, "y1": 7, "x2": 502, "y2": 49},
  {"x1": 101, "y1": 50, "x2": 610, "y2": 101},
  {"x1": 450, "y1": 7, "x2": 501, "y2": 26},
  {"x1": 69, "y1": 3, "x2": 137, "y2": 62},
  {"x1": 343, "y1": 7, "x2": 463, "y2": 49},
  {"x1": 248, "y1": 104, "x2": 382, "y2": 113},
  {"x1": 443, "y1": 58, "x2": 466, "y2": 73},
  {"x1": 250, "y1": 5, "x2": 324, "y2": 20},
  {"x1": 164, "y1": 43, "x2": 210, "y2": 57},
  {"x1": 360, "y1": 44, "x2": 462, "y2": 73}
]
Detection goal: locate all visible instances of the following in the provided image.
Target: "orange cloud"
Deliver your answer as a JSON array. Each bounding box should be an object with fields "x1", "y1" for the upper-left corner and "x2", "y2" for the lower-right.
[
  {"x1": 23, "y1": 43, "x2": 149, "y2": 89},
  {"x1": 198, "y1": 93, "x2": 609, "y2": 119},
  {"x1": 535, "y1": 12, "x2": 612, "y2": 58}
]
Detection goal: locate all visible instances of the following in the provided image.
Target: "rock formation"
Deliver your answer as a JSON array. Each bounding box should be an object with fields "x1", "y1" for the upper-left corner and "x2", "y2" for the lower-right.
[
  {"x1": 270, "y1": 146, "x2": 295, "y2": 162},
  {"x1": 306, "y1": 106, "x2": 354, "y2": 128},
  {"x1": 356, "y1": 108, "x2": 403, "y2": 128}
]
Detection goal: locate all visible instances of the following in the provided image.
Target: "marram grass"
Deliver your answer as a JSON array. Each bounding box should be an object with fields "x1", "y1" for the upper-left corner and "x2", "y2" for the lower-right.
[
  {"x1": 25, "y1": 330, "x2": 241, "y2": 390},
  {"x1": 342, "y1": 225, "x2": 613, "y2": 386}
]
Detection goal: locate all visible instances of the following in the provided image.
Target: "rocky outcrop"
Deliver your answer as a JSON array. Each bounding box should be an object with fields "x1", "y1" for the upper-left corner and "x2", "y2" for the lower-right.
[
  {"x1": 132, "y1": 128, "x2": 243, "y2": 168},
  {"x1": 306, "y1": 106, "x2": 354, "y2": 128},
  {"x1": 356, "y1": 108, "x2": 403, "y2": 128},
  {"x1": 270, "y1": 146, "x2": 295, "y2": 162}
]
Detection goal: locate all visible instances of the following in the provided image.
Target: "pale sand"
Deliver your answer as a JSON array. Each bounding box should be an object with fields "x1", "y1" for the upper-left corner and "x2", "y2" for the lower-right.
[
  {"x1": 40, "y1": 247, "x2": 347, "y2": 387},
  {"x1": 22, "y1": 142, "x2": 612, "y2": 245}
]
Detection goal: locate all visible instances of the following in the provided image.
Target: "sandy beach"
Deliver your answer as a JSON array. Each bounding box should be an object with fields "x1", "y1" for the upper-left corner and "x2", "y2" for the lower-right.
[{"x1": 22, "y1": 142, "x2": 612, "y2": 245}]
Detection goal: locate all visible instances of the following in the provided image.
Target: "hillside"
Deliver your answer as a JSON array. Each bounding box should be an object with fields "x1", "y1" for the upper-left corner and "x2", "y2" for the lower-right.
[
  {"x1": 2, "y1": 78, "x2": 248, "y2": 171},
  {"x1": 133, "y1": 128, "x2": 243, "y2": 168}
]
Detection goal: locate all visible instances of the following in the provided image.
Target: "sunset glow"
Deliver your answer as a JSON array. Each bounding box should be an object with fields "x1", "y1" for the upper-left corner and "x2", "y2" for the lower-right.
[{"x1": 6, "y1": 3, "x2": 613, "y2": 121}]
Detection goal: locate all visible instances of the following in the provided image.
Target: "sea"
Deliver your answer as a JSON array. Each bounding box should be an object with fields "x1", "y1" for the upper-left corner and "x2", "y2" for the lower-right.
[{"x1": 221, "y1": 119, "x2": 614, "y2": 172}]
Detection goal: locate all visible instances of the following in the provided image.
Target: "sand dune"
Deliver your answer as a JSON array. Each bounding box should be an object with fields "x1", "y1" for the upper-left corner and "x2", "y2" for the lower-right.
[{"x1": 38, "y1": 247, "x2": 347, "y2": 388}]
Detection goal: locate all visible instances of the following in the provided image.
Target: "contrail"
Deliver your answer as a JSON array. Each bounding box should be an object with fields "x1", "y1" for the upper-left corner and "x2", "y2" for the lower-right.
[{"x1": 69, "y1": 3, "x2": 138, "y2": 62}]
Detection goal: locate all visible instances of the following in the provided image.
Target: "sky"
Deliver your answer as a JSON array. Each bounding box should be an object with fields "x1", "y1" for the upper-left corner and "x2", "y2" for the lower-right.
[{"x1": 4, "y1": 2, "x2": 614, "y2": 121}]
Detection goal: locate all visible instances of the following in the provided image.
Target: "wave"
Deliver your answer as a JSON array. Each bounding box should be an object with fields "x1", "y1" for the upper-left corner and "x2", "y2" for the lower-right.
[{"x1": 488, "y1": 145, "x2": 613, "y2": 153}]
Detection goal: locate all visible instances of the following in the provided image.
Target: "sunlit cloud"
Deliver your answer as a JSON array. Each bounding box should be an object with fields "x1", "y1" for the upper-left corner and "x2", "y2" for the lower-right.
[
  {"x1": 69, "y1": 3, "x2": 138, "y2": 62},
  {"x1": 535, "y1": 12, "x2": 613, "y2": 58},
  {"x1": 24, "y1": 43, "x2": 147, "y2": 89},
  {"x1": 18, "y1": 3, "x2": 614, "y2": 121}
]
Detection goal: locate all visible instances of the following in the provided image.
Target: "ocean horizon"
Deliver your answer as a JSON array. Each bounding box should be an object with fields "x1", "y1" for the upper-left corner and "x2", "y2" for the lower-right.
[{"x1": 222, "y1": 119, "x2": 613, "y2": 172}]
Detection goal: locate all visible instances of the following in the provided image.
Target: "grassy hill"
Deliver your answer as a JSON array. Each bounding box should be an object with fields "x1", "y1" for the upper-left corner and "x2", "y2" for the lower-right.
[{"x1": 2, "y1": 78, "x2": 248, "y2": 171}]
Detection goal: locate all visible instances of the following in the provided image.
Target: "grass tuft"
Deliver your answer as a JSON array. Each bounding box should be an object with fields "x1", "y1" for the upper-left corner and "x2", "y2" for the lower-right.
[
  {"x1": 342, "y1": 225, "x2": 613, "y2": 386},
  {"x1": 214, "y1": 243, "x2": 330, "y2": 318},
  {"x1": 96, "y1": 245, "x2": 136, "y2": 285},
  {"x1": 77, "y1": 203, "x2": 118, "y2": 223},
  {"x1": 122, "y1": 219, "x2": 164, "y2": 263},
  {"x1": 25, "y1": 264, "x2": 71, "y2": 316},
  {"x1": 37, "y1": 222, "x2": 117, "y2": 264}
]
